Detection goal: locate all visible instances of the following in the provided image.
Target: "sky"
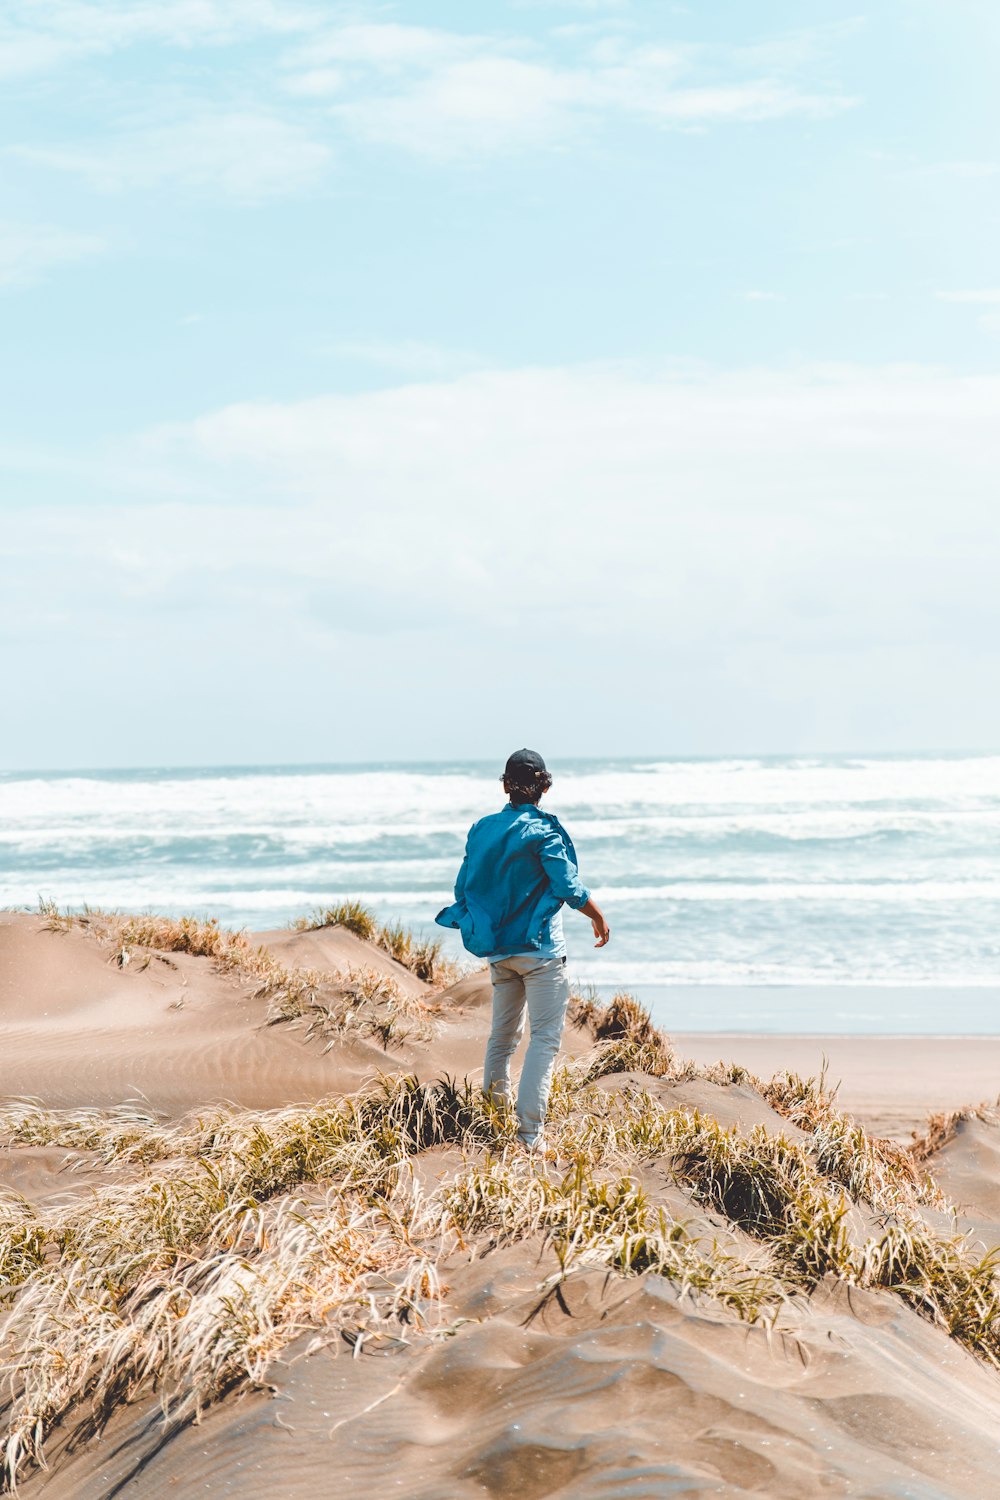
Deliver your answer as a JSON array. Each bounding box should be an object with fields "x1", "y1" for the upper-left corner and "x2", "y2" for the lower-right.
[{"x1": 3, "y1": 0, "x2": 1000, "y2": 769}]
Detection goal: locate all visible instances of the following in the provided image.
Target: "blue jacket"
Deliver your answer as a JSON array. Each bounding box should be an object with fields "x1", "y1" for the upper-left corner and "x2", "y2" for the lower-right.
[{"x1": 436, "y1": 803, "x2": 591, "y2": 959}]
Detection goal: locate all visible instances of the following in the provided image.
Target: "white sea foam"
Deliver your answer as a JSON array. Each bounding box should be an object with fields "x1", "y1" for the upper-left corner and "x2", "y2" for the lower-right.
[
  {"x1": 10, "y1": 880, "x2": 999, "y2": 911},
  {"x1": 596, "y1": 881, "x2": 1000, "y2": 902},
  {"x1": 569, "y1": 959, "x2": 1000, "y2": 988},
  {"x1": 4, "y1": 753, "x2": 998, "y2": 993}
]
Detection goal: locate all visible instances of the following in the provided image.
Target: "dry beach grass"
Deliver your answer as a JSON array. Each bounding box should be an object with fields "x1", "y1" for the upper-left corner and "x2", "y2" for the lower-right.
[{"x1": 3, "y1": 905, "x2": 1000, "y2": 1496}]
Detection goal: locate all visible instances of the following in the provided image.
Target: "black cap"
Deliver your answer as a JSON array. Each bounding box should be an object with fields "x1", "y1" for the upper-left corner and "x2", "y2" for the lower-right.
[{"x1": 504, "y1": 748, "x2": 548, "y2": 781}]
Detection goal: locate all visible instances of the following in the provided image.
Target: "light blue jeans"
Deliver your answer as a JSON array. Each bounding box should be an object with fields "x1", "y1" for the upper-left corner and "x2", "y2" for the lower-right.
[{"x1": 483, "y1": 954, "x2": 570, "y2": 1145}]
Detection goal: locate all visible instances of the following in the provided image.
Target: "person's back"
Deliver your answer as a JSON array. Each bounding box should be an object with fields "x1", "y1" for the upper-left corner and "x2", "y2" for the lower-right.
[
  {"x1": 437, "y1": 799, "x2": 588, "y2": 960},
  {"x1": 437, "y1": 749, "x2": 609, "y2": 1149}
]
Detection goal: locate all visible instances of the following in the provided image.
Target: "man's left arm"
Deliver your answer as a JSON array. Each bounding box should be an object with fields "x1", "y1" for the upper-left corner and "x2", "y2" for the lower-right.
[
  {"x1": 538, "y1": 827, "x2": 609, "y2": 947},
  {"x1": 538, "y1": 827, "x2": 589, "y2": 909}
]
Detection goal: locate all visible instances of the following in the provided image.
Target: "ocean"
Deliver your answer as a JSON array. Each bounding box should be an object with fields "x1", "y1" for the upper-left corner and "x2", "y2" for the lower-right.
[{"x1": 2, "y1": 753, "x2": 999, "y2": 1034}]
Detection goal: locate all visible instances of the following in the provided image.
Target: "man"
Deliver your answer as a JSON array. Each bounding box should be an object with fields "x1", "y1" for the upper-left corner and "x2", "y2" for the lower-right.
[{"x1": 436, "y1": 749, "x2": 610, "y2": 1150}]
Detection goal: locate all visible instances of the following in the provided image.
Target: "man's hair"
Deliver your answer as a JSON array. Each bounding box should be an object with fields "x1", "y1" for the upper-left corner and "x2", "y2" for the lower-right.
[
  {"x1": 502, "y1": 748, "x2": 551, "y2": 806},
  {"x1": 505, "y1": 769, "x2": 553, "y2": 806}
]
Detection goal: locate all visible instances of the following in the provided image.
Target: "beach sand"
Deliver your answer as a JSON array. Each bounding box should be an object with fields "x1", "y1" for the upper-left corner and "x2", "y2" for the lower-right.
[{"x1": 3, "y1": 908, "x2": 1000, "y2": 1497}]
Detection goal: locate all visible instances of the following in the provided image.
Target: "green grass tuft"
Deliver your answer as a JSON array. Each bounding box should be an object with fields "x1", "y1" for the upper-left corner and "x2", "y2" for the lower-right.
[
  {"x1": 293, "y1": 900, "x2": 379, "y2": 941},
  {"x1": 570, "y1": 991, "x2": 677, "y2": 1081},
  {"x1": 291, "y1": 902, "x2": 457, "y2": 987}
]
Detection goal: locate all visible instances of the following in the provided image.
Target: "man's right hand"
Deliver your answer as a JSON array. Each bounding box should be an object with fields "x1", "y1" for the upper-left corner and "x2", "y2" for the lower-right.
[{"x1": 581, "y1": 898, "x2": 610, "y2": 947}]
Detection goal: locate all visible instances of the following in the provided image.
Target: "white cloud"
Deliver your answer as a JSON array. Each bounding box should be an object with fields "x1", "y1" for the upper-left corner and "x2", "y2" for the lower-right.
[
  {"x1": 0, "y1": 220, "x2": 105, "y2": 287},
  {"x1": 515, "y1": 0, "x2": 631, "y2": 10},
  {"x1": 622, "y1": 79, "x2": 851, "y2": 123},
  {"x1": 101, "y1": 360, "x2": 1000, "y2": 644},
  {"x1": 335, "y1": 54, "x2": 586, "y2": 156},
  {"x1": 935, "y1": 161, "x2": 999, "y2": 178},
  {"x1": 744, "y1": 289, "x2": 784, "y2": 302},
  {"x1": 9, "y1": 11, "x2": 858, "y2": 174},
  {"x1": 952, "y1": 162, "x2": 999, "y2": 178},
  {"x1": 17, "y1": 112, "x2": 331, "y2": 201},
  {"x1": 0, "y1": 0, "x2": 317, "y2": 78},
  {"x1": 581, "y1": 37, "x2": 855, "y2": 124},
  {"x1": 283, "y1": 66, "x2": 345, "y2": 99},
  {"x1": 936, "y1": 289, "x2": 1000, "y2": 334},
  {"x1": 10, "y1": 358, "x2": 1000, "y2": 755},
  {"x1": 284, "y1": 23, "x2": 473, "y2": 73},
  {"x1": 733, "y1": 19, "x2": 868, "y2": 73},
  {"x1": 907, "y1": 160, "x2": 1000, "y2": 180},
  {"x1": 282, "y1": 23, "x2": 855, "y2": 158},
  {"x1": 936, "y1": 290, "x2": 1000, "y2": 303},
  {"x1": 331, "y1": 340, "x2": 485, "y2": 377}
]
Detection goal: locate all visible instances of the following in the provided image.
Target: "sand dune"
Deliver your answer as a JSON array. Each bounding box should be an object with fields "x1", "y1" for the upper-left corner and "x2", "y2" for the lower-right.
[
  {"x1": 252, "y1": 924, "x2": 430, "y2": 999},
  {"x1": 0, "y1": 912, "x2": 369, "y2": 1110},
  {"x1": 0, "y1": 913, "x2": 498, "y2": 1113},
  {"x1": 4, "y1": 908, "x2": 1000, "y2": 1498},
  {"x1": 28, "y1": 1253, "x2": 1000, "y2": 1500}
]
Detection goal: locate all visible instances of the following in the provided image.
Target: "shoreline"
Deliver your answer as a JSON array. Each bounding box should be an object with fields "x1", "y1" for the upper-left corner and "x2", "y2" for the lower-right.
[{"x1": 617, "y1": 981, "x2": 1000, "y2": 1037}]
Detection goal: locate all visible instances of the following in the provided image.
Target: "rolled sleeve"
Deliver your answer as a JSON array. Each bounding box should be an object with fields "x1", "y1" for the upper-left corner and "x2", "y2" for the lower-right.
[{"x1": 538, "y1": 828, "x2": 590, "y2": 909}]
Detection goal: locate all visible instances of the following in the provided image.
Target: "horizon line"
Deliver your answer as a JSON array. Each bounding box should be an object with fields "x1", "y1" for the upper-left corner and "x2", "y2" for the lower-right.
[{"x1": 2, "y1": 746, "x2": 998, "y2": 778}]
